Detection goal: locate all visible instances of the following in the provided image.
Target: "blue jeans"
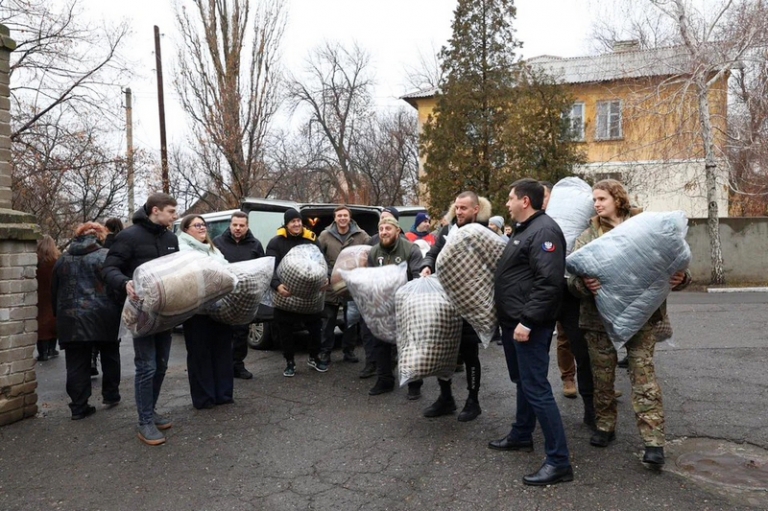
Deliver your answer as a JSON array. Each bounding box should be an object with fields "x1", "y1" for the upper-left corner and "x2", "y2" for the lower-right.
[
  {"x1": 501, "y1": 323, "x2": 570, "y2": 469},
  {"x1": 133, "y1": 331, "x2": 173, "y2": 425}
]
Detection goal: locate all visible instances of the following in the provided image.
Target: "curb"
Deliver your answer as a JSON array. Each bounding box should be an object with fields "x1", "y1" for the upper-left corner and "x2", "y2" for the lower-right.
[{"x1": 706, "y1": 287, "x2": 768, "y2": 293}]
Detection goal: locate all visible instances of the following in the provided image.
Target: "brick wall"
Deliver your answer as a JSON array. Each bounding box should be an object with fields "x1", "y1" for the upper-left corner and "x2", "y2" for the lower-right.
[{"x1": 0, "y1": 24, "x2": 41, "y2": 426}]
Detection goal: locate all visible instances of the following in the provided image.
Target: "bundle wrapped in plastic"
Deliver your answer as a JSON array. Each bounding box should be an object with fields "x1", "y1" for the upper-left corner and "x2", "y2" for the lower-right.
[
  {"x1": 121, "y1": 251, "x2": 237, "y2": 337},
  {"x1": 273, "y1": 244, "x2": 328, "y2": 314},
  {"x1": 339, "y1": 262, "x2": 407, "y2": 343},
  {"x1": 566, "y1": 211, "x2": 691, "y2": 346},
  {"x1": 396, "y1": 275, "x2": 462, "y2": 386},
  {"x1": 546, "y1": 177, "x2": 595, "y2": 255},
  {"x1": 330, "y1": 245, "x2": 371, "y2": 296},
  {"x1": 205, "y1": 257, "x2": 275, "y2": 325},
  {"x1": 435, "y1": 223, "x2": 506, "y2": 347}
]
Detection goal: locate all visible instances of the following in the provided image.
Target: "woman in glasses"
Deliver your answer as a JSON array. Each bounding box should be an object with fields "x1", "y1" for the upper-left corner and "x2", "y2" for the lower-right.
[{"x1": 177, "y1": 215, "x2": 233, "y2": 410}]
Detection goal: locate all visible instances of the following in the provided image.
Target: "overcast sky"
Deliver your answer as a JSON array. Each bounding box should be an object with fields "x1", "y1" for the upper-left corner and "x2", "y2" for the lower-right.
[{"x1": 82, "y1": 0, "x2": 599, "y2": 154}]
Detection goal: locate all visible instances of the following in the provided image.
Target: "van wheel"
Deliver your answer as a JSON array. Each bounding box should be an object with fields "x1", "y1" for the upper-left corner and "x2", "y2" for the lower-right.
[{"x1": 248, "y1": 322, "x2": 273, "y2": 350}]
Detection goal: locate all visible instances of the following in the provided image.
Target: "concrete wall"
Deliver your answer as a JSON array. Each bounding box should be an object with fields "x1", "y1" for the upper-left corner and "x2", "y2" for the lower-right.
[{"x1": 686, "y1": 217, "x2": 768, "y2": 283}]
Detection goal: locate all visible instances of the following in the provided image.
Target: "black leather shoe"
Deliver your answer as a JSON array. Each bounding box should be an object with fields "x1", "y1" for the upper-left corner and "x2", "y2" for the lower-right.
[
  {"x1": 642, "y1": 446, "x2": 665, "y2": 466},
  {"x1": 617, "y1": 356, "x2": 629, "y2": 368},
  {"x1": 488, "y1": 436, "x2": 534, "y2": 452},
  {"x1": 590, "y1": 430, "x2": 616, "y2": 447},
  {"x1": 423, "y1": 395, "x2": 457, "y2": 418},
  {"x1": 71, "y1": 405, "x2": 96, "y2": 421},
  {"x1": 359, "y1": 362, "x2": 376, "y2": 379},
  {"x1": 234, "y1": 368, "x2": 253, "y2": 380},
  {"x1": 457, "y1": 397, "x2": 481, "y2": 422},
  {"x1": 523, "y1": 463, "x2": 574, "y2": 486},
  {"x1": 368, "y1": 379, "x2": 395, "y2": 396}
]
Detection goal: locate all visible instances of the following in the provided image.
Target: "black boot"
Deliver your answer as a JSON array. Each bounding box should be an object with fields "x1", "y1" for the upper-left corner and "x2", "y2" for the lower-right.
[
  {"x1": 47, "y1": 340, "x2": 59, "y2": 358},
  {"x1": 37, "y1": 341, "x2": 49, "y2": 362},
  {"x1": 642, "y1": 446, "x2": 665, "y2": 466},
  {"x1": 582, "y1": 395, "x2": 596, "y2": 430},
  {"x1": 458, "y1": 396, "x2": 481, "y2": 422},
  {"x1": 424, "y1": 379, "x2": 456, "y2": 417}
]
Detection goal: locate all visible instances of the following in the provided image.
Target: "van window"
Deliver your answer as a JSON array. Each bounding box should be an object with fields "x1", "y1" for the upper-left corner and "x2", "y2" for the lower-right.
[
  {"x1": 206, "y1": 219, "x2": 230, "y2": 240},
  {"x1": 248, "y1": 211, "x2": 286, "y2": 245}
]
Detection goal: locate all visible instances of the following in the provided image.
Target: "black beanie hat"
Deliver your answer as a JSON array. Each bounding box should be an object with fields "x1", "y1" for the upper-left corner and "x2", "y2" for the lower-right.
[
  {"x1": 382, "y1": 206, "x2": 400, "y2": 220},
  {"x1": 284, "y1": 208, "x2": 302, "y2": 226}
]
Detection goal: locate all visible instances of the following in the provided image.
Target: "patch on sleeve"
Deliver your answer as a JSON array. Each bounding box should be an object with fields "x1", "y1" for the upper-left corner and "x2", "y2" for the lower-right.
[{"x1": 541, "y1": 241, "x2": 556, "y2": 253}]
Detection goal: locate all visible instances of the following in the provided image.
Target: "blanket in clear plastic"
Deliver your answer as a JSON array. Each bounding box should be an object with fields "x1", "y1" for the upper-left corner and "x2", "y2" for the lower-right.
[
  {"x1": 340, "y1": 263, "x2": 408, "y2": 343},
  {"x1": 330, "y1": 245, "x2": 371, "y2": 296},
  {"x1": 565, "y1": 211, "x2": 691, "y2": 346},
  {"x1": 205, "y1": 257, "x2": 275, "y2": 325},
  {"x1": 120, "y1": 251, "x2": 237, "y2": 338},
  {"x1": 396, "y1": 276, "x2": 462, "y2": 386},
  {"x1": 546, "y1": 177, "x2": 595, "y2": 255},
  {"x1": 272, "y1": 244, "x2": 328, "y2": 314},
  {"x1": 435, "y1": 223, "x2": 506, "y2": 347}
]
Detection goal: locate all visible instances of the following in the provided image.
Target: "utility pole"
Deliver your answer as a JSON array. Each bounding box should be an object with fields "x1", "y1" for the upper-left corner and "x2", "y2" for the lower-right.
[
  {"x1": 154, "y1": 25, "x2": 169, "y2": 194},
  {"x1": 125, "y1": 87, "x2": 135, "y2": 216}
]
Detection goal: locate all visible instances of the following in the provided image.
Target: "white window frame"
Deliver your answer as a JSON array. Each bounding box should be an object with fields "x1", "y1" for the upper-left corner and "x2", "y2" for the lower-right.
[
  {"x1": 567, "y1": 102, "x2": 585, "y2": 141},
  {"x1": 596, "y1": 100, "x2": 623, "y2": 140}
]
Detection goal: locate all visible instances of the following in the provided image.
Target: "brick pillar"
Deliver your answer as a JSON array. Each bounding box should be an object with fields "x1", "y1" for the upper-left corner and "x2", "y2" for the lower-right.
[{"x1": 0, "y1": 24, "x2": 41, "y2": 426}]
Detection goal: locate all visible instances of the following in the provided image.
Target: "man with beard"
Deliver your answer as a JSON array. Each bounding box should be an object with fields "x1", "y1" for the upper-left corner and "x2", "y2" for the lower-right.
[{"x1": 213, "y1": 211, "x2": 265, "y2": 380}]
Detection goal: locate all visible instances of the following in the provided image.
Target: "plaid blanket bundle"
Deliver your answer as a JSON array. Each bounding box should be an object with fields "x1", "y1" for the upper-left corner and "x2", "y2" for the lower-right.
[
  {"x1": 436, "y1": 223, "x2": 506, "y2": 347},
  {"x1": 205, "y1": 257, "x2": 275, "y2": 325},
  {"x1": 273, "y1": 244, "x2": 328, "y2": 314},
  {"x1": 121, "y1": 251, "x2": 236, "y2": 337},
  {"x1": 396, "y1": 275, "x2": 462, "y2": 386},
  {"x1": 330, "y1": 245, "x2": 371, "y2": 295},
  {"x1": 340, "y1": 262, "x2": 407, "y2": 343}
]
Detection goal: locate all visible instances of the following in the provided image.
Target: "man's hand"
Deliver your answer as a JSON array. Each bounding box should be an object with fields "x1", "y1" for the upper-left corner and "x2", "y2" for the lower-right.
[
  {"x1": 513, "y1": 323, "x2": 531, "y2": 342},
  {"x1": 670, "y1": 271, "x2": 686, "y2": 288},
  {"x1": 583, "y1": 277, "x2": 601, "y2": 295},
  {"x1": 126, "y1": 280, "x2": 139, "y2": 301},
  {"x1": 277, "y1": 284, "x2": 292, "y2": 297},
  {"x1": 420, "y1": 267, "x2": 432, "y2": 277}
]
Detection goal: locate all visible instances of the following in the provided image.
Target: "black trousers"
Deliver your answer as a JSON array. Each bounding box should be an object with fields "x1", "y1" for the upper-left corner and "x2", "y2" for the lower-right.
[
  {"x1": 360, "y1": 318, "x2": 375, "y2": 364},
  {"x1": 320, "y1": 302, "x2": 357, "y2": 356},
  {"x1": 372, "y1": 338, "x2": 423, "y2": 389},
  {"x1": 557, "y1": 281, "x2": 593, "y2": 399},
  {"x1": 183, "y1": 315, "x2": 234, "y2": 409},
  {"x1": 439, "y1": 321, "x2": 482, "y2": 397},
  {"x1": 64, "y1": 341, "x2": 121, "y2": 414},
  {"x1": 231, "y1": 324, "x2": 249, "y2": 371},
  {"x1": 274, "y1": 308, "x2": 322, "y2": 362}
]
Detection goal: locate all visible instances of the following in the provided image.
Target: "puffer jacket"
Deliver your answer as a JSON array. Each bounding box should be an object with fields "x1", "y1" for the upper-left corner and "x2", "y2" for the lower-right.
[
  {"x1": 265, "y1": 226, "x2": 318, "y2": 291},
  {"x1": 213, "y1": 228, "x2": 265, "y2": 263},
  {"x1": 51, "y1": 235, "x2": 121, "y2": 345},
  {"x1": 567, "y1": 211, "x2": 691, "y2": 332}
]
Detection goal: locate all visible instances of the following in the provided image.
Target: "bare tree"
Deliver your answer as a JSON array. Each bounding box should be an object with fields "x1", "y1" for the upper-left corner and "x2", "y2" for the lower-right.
[
  {"x1": 175, "y1": 0, "x2": 285, "y2": 208},
  {"x1": 402, "y1": 43, "x2": 444, "y2": 91},
  {"x1": 287, "y1": 42, "x2": 375, "y2": 203}
]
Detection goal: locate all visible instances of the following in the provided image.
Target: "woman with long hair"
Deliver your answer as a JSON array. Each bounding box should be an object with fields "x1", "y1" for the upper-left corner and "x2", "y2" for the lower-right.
[
  {"x1": 103, "y1": 218, "x2": 124, "y2": 249},
  {"x1": 177, "y1": 214, "x2": 234, "y2": 410},
  {"x1": 36, "y1": 235, "x2": 61, "y2": 361},
  {"x1": 52, "y1": 222, "x2": 122, "y2": 419}
]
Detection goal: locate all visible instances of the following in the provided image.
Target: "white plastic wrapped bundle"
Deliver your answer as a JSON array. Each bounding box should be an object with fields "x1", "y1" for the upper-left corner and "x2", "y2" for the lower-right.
[
  {"x1": 340, "y1": 262, "x2": 408, "y2": 343},
  {"x1": 121, "y1": 251, "x2": 237, "y2": 337},
  {"x1": 435, "y1": 223, "x2": 506, "y2": 347},
  {"x1": 546, "y1": 177, "x2": 595, "y2": 255},
  {"x1": 330, "y1": 245, "x2": 371, "y2": 295},
  {"x1": 396, "y1": 276, "x2": 462, "y2": 386},
  {"x1": 273, "y1": 244, "x2": 328, "y2": 314},
  {"x1": 566, "y1": 211, "x2": 691, "y2": 346},
  {"x1": 205, "y1": 257, "x2": 275, "y2": 325}
]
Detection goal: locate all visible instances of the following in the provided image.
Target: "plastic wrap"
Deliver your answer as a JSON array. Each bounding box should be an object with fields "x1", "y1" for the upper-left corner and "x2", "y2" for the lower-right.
[
  {"x1": 435, "y1": 223, "x2": 506, "y2": 347},
  {"x1": 395, "y1": 275, "x2": 462, "y2": 386},
  {"x1": 566, "y1": 211, "x2": 691, "y2": 346},
  {"x1": 330, "y1": 245, "x2": 371, "y2": 296},
  {"x1": 120, "y1": 251, "x2": 237, "y2": 338},
  {"x1": 339, "y1": 262, "x2": 408, "y2": 343},
  {"x1": 205, "y1": 257, "x2": 275, "y2": 325},
  {"x1": 272, "y1": 244, "x2": 328, "y2": 314},
  {"x1": 546, "y1": 177, "x2": 595, "y2": 255}
]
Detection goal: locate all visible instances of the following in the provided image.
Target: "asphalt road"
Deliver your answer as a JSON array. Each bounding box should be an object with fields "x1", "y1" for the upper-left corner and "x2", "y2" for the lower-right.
[{"x1": 0, "y1": 292, "x2": 766, "y2": 511}]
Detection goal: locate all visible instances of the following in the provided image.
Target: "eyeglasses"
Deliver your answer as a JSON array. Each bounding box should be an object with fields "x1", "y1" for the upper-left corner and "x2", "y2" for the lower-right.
[{"x1": 191, "y1": 223, "x2": 207, "y2": 229}]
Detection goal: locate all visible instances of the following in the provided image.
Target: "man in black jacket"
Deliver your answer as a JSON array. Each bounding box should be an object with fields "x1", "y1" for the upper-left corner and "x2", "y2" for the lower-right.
[
  {"x1": 213, "y1": 211, "x2": 265, "y2": 380},
  {"x1": 102, "y1": 193, "x2": 179, "y2": 446},
  {"x1": 490, "y1": 178, "x2": 573, "y2": 486}
]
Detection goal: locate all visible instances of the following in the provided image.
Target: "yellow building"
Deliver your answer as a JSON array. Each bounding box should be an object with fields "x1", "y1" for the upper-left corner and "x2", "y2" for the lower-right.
[{"x1": 402, "y1": 42, "x2": 730, "y2": 217}]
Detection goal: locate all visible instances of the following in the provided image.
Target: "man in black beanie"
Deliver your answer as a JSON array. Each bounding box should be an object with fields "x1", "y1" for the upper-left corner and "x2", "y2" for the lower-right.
[{"x1": 265, "y1": 208, "x2": 328, "y2": 377}]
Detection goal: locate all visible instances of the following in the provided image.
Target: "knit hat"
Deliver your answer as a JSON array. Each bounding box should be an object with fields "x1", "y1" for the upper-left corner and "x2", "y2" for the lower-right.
[
  {"x1": 414, "y1": 212, "x2": 430, "y2": 227},
  {"x1": 489, "y1": 216, "x2": 505, "y2": 230},
  {"x1": 378, "y1": 216, "x2": 400, "y2": 230},
  {"x1": 382, "y1": 206, "x2": 400, "y2": 220},
  {"x1": 284, "y1": 208, "x2": 302, "y2": 225}
]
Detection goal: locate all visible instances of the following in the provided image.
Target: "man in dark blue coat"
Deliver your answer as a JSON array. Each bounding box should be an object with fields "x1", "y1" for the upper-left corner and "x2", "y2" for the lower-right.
[
  {"x1": 214, "y1": 211, "x2": 265, "y2": 379},
  {"x1": 102, "y1": 193, "x2": 179, "y2": 446},
  {"x1": 490, "y1": 178, "x2": 572, "y2": 486}
]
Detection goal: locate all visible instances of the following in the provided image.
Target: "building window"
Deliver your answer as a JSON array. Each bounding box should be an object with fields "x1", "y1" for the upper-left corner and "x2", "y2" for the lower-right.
[
  {"x1": 566, "y1": 103, "x2": 585, "y2": 141},
  {"x1": 596, "y1": 100, "x2": 622, "y2": 140}
]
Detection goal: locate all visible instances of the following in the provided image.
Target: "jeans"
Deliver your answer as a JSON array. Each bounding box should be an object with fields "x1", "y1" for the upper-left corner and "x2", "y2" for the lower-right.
[
  {"x1": 133, "y1": 331, "x2": 173, "y2": 425},
  {"x1": 320, "y1": 301, "x2": 359, "y2": 356},
  {"x1": 501, "y1": 323, "x2": 571, "y2": 469}
]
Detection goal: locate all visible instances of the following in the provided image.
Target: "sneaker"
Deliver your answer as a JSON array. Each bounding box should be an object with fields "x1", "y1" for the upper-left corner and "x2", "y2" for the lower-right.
[
  {"x1": 71, "y1": 405, "x2": 96, "y2": 421},
  {"x1": 563, "y1": 379, "x2": 578, "y2": 398},
  {"x1": 153, "y1": 411, "x2": 173, "y2": 431},
  {"x1": 137, "y1": 423, "x2": 166, "y2": 446},
  {"x1": 283, "y1": 361, "x2": 296, "y2": 377},
  {"x1": 307, "y1": 357, "x2": 329, "y2": 373}
]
